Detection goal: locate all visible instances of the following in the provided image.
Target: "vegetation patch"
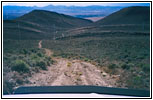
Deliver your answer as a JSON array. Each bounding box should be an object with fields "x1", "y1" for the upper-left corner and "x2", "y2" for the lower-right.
[
  {"x1": 67, "y1": 62, "x2": 72, "y2": 67},
  {"x1": 121, "y1": 64, "x2": 130, "y2": 70},
  {"x1": 11, "y1": 60, "x2": 30, "y2": 73},
  {"x1": 43, "y1": 35, "x2": 150, "y2": 90},
  {"x1": 3, "y1": 41, "x2": 54, "y2": 94},
  {"x1": 36, "y1": 60, "x2": 47, "y2": 70}
]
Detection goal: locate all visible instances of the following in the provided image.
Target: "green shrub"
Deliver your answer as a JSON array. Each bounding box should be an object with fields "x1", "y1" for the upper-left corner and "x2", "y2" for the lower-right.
[
  {"x1": 84, "y1": 58, "x2": 89, "y2": 62},
  {"x1": 46, "y1": 61, "x2": 50, "y2": 66},
  {"x1": 11, "y1": 60, "x2": 30, "y2": 73},
  {"x1": 30, "y1": 54, "x2": 38, "y2": 60},
  {"x1": 46, "y1": 56, "x2": 52, "y2": 61},
  {"x1": 36, "y1": 61, "x2": 47, "y2": 70},
  {"x1": 127, "y1": 76, "x2": 144, "y2": 89},
  {"x1": 16, "y1": 78, "x2": 24, "y2": 85},
  {"x1": 37, "y1": 52, "x2": 43, "y2": 57},
  {"x1": 20, "y1": 49, "x2": 28, "y2": 55},
  {"x1": 67, "y1": 62, "x2": 72, "y2": 67},
  {"x1": 121, "y1": 64, "x2": 130, "y2": 70},
  {"x1": 143, "y1": 67, "x2": 150, "y2": 72},
  {"x1": 108, "y1": 64, "x2": 116, "y2": 69},
  {"x1": 31, "y1": 49, "x2": 37, "y2": 53},
  {"x1": 123, "y1": 54, "x2": 128, "y2": 58},
  {"x1": 142, "y1": 64, "x2": 150, "y2": 72},
  {"x1": 49, "y1": 59, "x2": 54, "y2": 64}
]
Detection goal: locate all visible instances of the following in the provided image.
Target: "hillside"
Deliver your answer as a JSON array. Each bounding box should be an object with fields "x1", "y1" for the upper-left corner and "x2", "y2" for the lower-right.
[
  {"x1": 61, "y1": 6, "x2": 150, "y2": 38},
  {"x1": 94, "y1": 6, "x2": 150, "y2": 25},
  {"x1": 4, "y1": 10, "x2": 92, "y2": 40},
  {"x1": 15, "y1": 10, "x2": 92, "y2": 28}
]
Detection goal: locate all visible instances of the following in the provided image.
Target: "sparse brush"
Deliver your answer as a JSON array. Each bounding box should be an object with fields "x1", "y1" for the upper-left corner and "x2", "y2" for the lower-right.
[
  {"x1": 36, "y1": 60, "x2": 47, "y2": 70},
  {"x1": 108, "y1": 64, "x2": 117, "y2": 69},
  {"x1": 77, "y1": 72, "x2": 83, "y2": 76},
  {"x1": 11, "y1": 60, "x2": 30, "y2": 73},
  {"x1": 76, "y1": 77, "x2": 82, "y2": 81},
  {"x1": 121, "y1": 64, "x2": 130, "y2": 70},
  {"x1": 67, "y1": 62, "x2": 72, "y2": 67}
]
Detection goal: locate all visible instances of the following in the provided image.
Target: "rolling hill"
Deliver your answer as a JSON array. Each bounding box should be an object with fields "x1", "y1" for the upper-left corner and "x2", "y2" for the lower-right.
[
  {"x1": 15, "y1": 10, "x2": 92, "y2": 28},
  {"x1": 4, "y1": 10, "x2": 92, "y2": 40},
  {"x1": 94, "y1": 6, "x2": 150, "y2": 25},
  {"x1": 56, "y1": 6, "x2": 150, "y2": 39}
]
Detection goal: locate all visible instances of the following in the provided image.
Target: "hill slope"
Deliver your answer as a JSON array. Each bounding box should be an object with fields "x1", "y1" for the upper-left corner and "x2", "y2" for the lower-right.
[
  {"x1": 15, "y1": 10, "x2": 92, "y2": 28},
  {"x1": 94, "y1": 6, "x2": 150, "y2": 25},
  {"x1": 4, "y1": 10, "x2": 93, "y2": 40}
]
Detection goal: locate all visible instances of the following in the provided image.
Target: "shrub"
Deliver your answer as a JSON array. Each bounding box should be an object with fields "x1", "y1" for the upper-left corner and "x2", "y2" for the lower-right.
[
  {"x1": 21, "y1": 49, "x2": 28, "y2": 55},
  {"x1": 46, "y1": 61, "x2": 50, "y2": 66},
  {"x1": 127, "y1": 76, "x2": 144, "y2": 89},
  {"x1": 108, "y1": 64, "x2": 116, "y2": 69},
  {"x1": 84, "y1": 58, "x2": 89, "y2": 62},
  {"x1": 121, "y1": 64, "x2": 130, "y2": 70},
  {"x1": 37, "y1": 52, "x2": 43, "y2": 57},
  {"x1": 36, "y1": 61, "x2": 47, "y2": 70},
  {"x1": 30, "y1": 54, "x2": 38, "y2": 60},
  {"x1": 142, "y1": 64, "x2": 150, "y2": 72},
  {"x1": 11, "y1": 60, "x2": 30, "y2": 73},
  {"x1": 45, "y1": 56, "x2": 54, "y2": 65},
  {"x1": 60, "y1": 53, "x2": 68, "y2": 58},
  {"x1": 77, "y1": 72, "x2": 83, "y2": 76},
  {"x1": 67, "y1": 62, "x2": 72, "y2": 67},
  {"x1": 123, "y1": 54, "x2": 128, "y2": 58},
  {"x1": 31, "y1": 49, "x2": 37, "y2": 53},
  {"x1": 16, "y1": 78, "x2": 24, "y2": 85},
  {"x1": 46, "y1": 56, "x2": 52, "y2": 61}
]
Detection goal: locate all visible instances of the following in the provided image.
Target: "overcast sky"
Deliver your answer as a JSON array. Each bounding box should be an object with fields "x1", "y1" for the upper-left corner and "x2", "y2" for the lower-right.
[{"x1": 2, "y1": 2, "x2": 150, "y2": 7}]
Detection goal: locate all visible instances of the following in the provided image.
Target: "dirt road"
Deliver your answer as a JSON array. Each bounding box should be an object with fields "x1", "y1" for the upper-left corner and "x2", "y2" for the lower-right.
[
  {"x1": 38, "y1": 40, "x2": 53, "y2": 56},
  {"x1": 38, "y1": 40, "x2": 42, "y2": 48},
  {"x1": 24, "y1": 41, "x2": 118, "y2": 87}
]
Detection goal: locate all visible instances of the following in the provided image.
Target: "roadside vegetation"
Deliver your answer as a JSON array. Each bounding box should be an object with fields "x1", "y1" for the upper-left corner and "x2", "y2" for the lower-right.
[
  {"x1": 3, "y1": 40, "x2": 54, "y2": 94},
  {"x1": 3, "y1": 32, "x2": 150, "y2": 94},
  {"x1": 43, "y1": 35, "x2": 150, "y2": 90}
]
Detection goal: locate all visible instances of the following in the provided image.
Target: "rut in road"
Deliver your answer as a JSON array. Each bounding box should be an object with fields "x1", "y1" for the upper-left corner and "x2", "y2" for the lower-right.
[{"x1": 24, "y1": 40, "x2": 119, "y2": 87}]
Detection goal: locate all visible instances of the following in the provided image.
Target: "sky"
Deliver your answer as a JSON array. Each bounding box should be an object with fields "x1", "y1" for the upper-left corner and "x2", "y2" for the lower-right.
[{"x1": 2, "y1": 2, "x2": 150, "y2": 7}]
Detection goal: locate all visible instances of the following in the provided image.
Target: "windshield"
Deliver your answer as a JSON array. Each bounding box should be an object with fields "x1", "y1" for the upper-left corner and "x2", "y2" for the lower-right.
[{"x1": 2, "y1": 1, "x2": 151, "y2": 98}]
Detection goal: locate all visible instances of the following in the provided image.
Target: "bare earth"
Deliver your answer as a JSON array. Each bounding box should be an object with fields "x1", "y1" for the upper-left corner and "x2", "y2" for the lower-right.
[
  {"x1": 38, "y1": 40, "x2": 42, "y2": 48},
  {"x1": 24, "y1": 41, "x2": 118, "y2": 87}
]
